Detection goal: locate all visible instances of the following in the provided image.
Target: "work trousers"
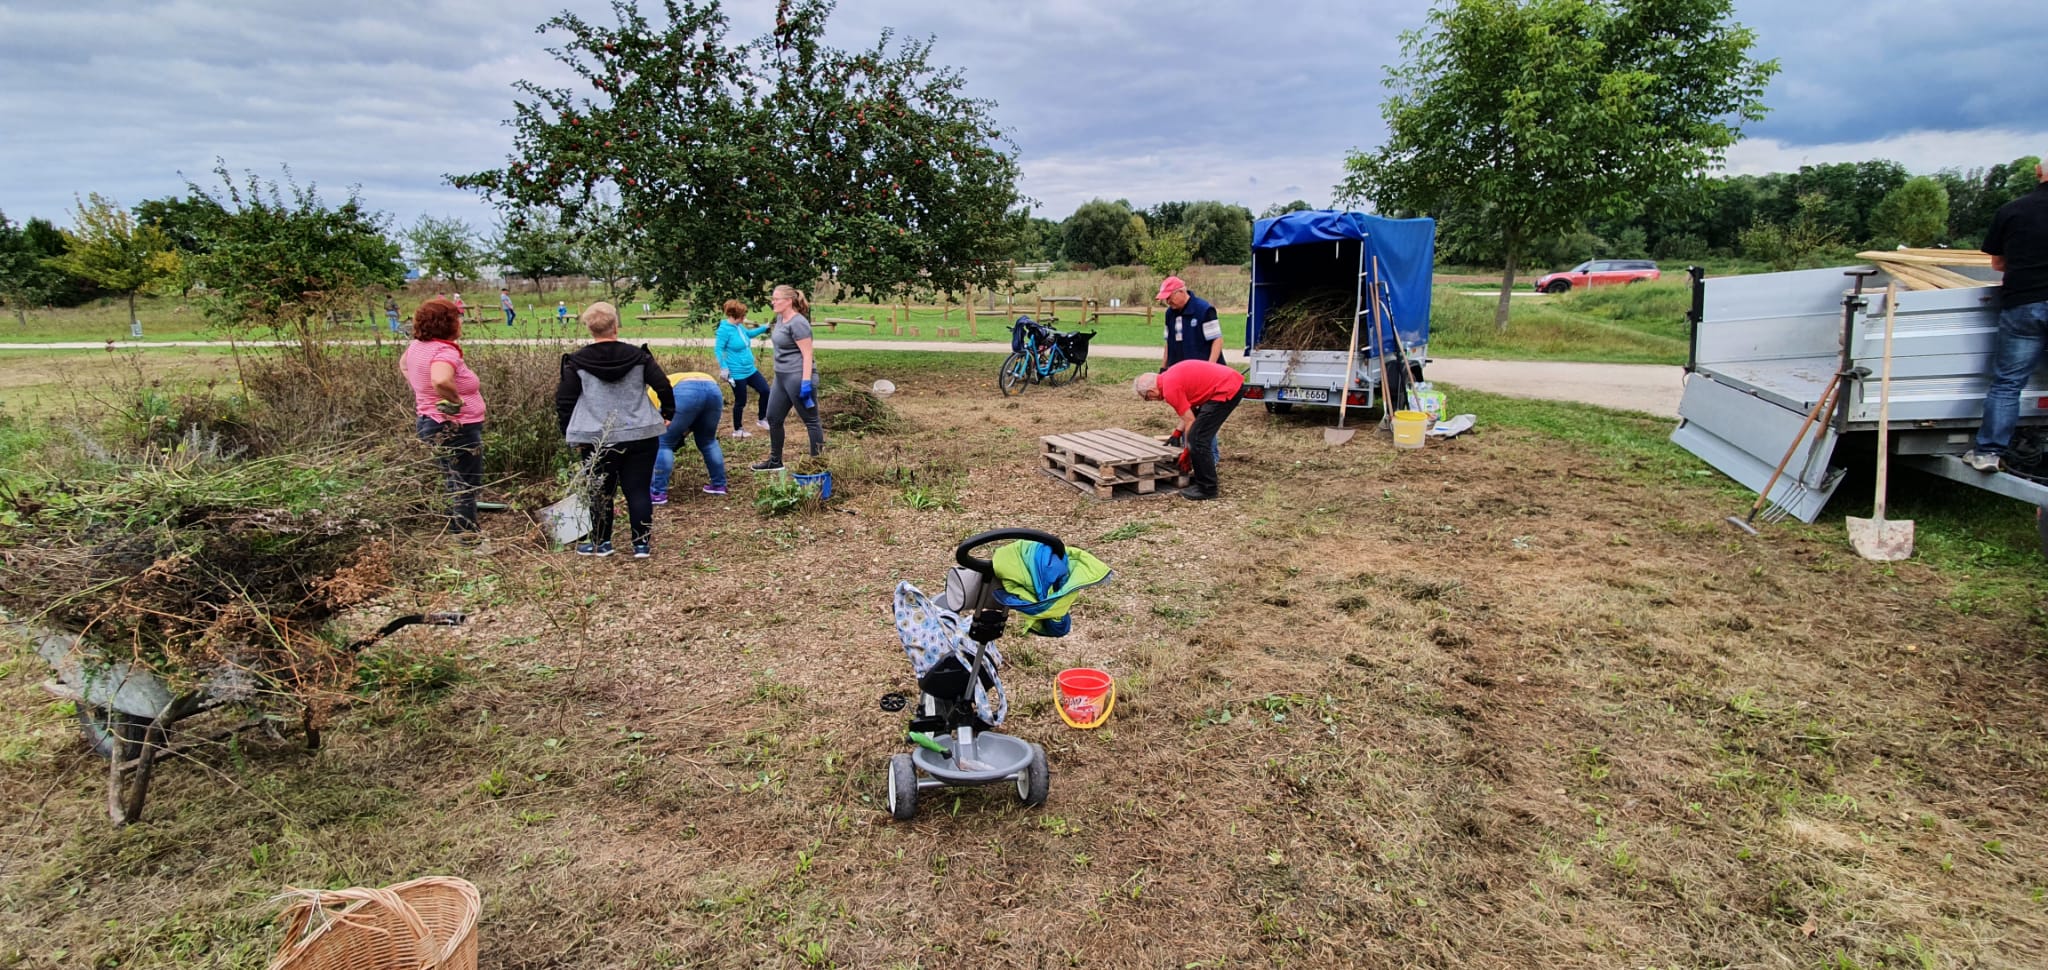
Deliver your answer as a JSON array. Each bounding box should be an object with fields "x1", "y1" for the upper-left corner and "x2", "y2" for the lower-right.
[
  {"x1": 579, "y1": 436, "x2": 658, "y2": 546},
  {"x1": 1186, "y1": 391, "x2": 1243, "y2": 493},
  {"x1": 416, "y1": 417, "x2": 483, "y2": 533}
]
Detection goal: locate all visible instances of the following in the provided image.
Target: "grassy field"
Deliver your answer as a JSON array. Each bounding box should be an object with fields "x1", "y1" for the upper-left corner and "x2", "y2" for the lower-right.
[
  {"x1": 4, "y1": 273, "x2": 1693, "y2": 371},
  {"x1": 2, "y1": 349, "x2": 2044, "y2": 969}
]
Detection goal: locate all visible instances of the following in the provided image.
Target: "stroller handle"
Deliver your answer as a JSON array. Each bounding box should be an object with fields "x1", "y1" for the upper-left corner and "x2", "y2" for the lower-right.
[{"x1": 955, "y1": 529, "x2": 1065, "y2": 575}]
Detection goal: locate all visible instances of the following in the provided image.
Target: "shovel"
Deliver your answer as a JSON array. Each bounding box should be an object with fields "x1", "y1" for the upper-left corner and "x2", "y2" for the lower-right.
[
  {"x1": 1324, "y1": 304, "x2": 1364, "y2": 445},
  {"x1": 1847, "y1": 284, "x2": 1914, "y2": 560}
]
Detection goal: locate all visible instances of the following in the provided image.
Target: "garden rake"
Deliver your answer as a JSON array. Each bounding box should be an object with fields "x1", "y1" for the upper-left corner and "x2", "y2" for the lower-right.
[{"x1": 1726, "y1": 370, "x2": 1845, "y2": 535}]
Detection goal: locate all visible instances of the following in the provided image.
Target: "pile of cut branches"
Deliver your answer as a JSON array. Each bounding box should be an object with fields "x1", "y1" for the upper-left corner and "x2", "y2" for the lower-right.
[
  {"x1": 1258, "y1": 288, "x2": 1357, "y2": 351},
  {"x1": 0, "y1": 442, "x2": 427, "y2": 717},
  {"x1": 821, "y1": 379, "x2": 898, "y2": 435}
]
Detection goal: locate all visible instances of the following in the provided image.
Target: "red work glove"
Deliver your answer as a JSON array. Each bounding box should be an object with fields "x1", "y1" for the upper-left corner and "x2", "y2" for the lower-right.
[{"x1": 1176, "y1": 448, "x2": 1193, "y2": 474}]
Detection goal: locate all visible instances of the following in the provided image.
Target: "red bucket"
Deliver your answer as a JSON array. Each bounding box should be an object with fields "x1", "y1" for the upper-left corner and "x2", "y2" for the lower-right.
[{"x1": 1055, "y1": 668, "x2": 1116, "y2": 729}]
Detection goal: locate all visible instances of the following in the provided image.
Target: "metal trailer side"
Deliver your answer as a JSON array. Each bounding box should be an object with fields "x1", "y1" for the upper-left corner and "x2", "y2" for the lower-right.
[{"x1": 1671, "y1": 265, "x2": 2048, "y2": 522}]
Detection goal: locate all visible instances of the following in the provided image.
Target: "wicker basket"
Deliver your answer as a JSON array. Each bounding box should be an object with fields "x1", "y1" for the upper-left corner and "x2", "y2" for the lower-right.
[{"x1": 267, "y1": 876, "x2": 480, "y2": 970}]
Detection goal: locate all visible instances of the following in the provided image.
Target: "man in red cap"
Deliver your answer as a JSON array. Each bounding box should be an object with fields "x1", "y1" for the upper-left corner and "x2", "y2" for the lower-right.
[
  {"x1": 1134, "y1": 361, "x2": 1244, "y2": 501},
  {"x1": 1157, "y1": 275, "x2": 1224, "y2": 370}
]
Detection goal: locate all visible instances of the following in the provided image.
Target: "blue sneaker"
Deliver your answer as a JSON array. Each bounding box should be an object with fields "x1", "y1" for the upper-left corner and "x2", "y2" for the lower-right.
[
  {"x1": 575, "y1": 540, "x2": 614, "y2": 557},
  {"x1": 632, "y1": 541, "x2": 651, "y2": 559}
]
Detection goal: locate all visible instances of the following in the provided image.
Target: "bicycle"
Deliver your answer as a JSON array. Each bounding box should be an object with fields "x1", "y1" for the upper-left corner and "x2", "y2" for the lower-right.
[{"x1": 998, "y1": 318, "x2": 1094, "y2": 396}]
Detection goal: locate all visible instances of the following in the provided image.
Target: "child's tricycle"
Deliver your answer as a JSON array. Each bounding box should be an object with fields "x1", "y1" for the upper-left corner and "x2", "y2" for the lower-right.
[{"x1": 884, "y1": 528, "x2": 1110, "y2": 820}]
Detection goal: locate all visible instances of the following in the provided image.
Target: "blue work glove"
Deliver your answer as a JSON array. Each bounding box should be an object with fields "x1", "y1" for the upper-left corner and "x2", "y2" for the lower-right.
[{"x1": 800, "y1": 379, "x2": 816, "y2": 409}]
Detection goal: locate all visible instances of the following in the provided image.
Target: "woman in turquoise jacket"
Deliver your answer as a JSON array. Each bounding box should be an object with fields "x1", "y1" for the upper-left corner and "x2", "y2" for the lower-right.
[{"x1": 713, "y1": 298, "x2": 771, "y2": 437}]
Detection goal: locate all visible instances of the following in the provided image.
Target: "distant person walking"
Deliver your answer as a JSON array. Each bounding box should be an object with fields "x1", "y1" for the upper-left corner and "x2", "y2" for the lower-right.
[
  {"x1": 556, "y1": 301, "x2": 674, "y2": 558},
  {"x1": 650, "y1": 368, "x2": 730, "y2": 503},
  {"x1": 399, "y1": 297, "x2": 487, "y2": 539},
  {"x1": 750, "y1": 285, "x2": 825, "y2": 472},
  {"x1": 452, "y1": 292, "x2": 466, "y2": 318},
  {"x1": 713, "y1": 298, "x2": 772, "y2": 437},
  {"x1": 557, "y1": 301, "x2": 570, "y2": 325},
  {"x1": 385, "y1": 295, "x2": 402, "y2": 333},
  {"x1": 500, "y1": 288, "x2": 516, "y2": 327},
  {"x1": 1964, "y1": 157, "x2": 2048, "y2": 472}
]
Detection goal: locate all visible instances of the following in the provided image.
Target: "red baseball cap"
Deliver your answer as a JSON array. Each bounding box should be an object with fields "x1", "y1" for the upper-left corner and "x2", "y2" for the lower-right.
[{"x1": 1155, "y1": 276, "x2": 1187, "y2": 301}]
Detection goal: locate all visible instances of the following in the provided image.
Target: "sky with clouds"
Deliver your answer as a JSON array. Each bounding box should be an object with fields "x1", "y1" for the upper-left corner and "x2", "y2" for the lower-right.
[{"x1": 1, "y1": 0, "x2": 2043, "y2": 234}]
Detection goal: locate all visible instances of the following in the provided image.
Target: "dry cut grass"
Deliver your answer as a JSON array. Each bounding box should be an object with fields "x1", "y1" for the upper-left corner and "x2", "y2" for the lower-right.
[{"x1": 3, "y1": 360, "x2": 2045, "y2": 969}]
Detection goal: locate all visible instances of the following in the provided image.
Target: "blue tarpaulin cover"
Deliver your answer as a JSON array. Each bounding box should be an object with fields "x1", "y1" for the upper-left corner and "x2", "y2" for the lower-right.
[{"x1": 1246, "y1": 210, "x2": 1436, "y2": 351}]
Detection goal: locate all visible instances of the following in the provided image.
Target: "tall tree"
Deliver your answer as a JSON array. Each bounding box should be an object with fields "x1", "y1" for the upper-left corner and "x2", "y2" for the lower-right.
[
  {"x1": 496, "y1": 207, "x2": 578, "y2": 294},
  {"x1": 45, "y1": 193, "x2": 180, "y2": 331},
  {"x1": 0, "y1": 211, "x2": 65, "y2": 326},
  {"x1": 1335, "y1": 0, "x2": 1776, "y2": 331},
  {"x1": 1061, "y1": 198, "x2": 1142, "y2": 267},
  {"x1": 1181, "y1": 201, "x2": 1253, "y2": 264},
  {"x1": 404, "y1": 214, "x2": 485, "y2": 282},
  {"x1": 1259, "y1": 200, "x2": 1314, "y2": 219},
  {"x1": 1868, "y1": 176, "x2": 1949, "y2": 248},
  {"x1": 452, "y1": 0, "x2": 1022, "y2": 310},
  {"x1": 183, "y1": 165, "x2": 403, "y2": 354}
]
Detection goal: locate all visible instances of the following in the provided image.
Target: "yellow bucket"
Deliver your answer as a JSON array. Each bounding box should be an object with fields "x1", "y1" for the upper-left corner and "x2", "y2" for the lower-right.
[{"x1": 1391, "y1": 410, "x2": 1428, "y2": 449}]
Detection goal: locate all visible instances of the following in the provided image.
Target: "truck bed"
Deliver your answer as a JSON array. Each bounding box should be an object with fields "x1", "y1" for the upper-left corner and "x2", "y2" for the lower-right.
[{"x1": 1674, "y1": 266, "x2": 2048, "y2": 521}]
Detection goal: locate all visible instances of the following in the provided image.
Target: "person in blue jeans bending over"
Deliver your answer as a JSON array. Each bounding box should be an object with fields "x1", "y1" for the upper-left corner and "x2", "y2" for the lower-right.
[
  {"x1": 1963, "y1": 157, "x2": 2048, "y2": 472},
  {"x1": 713, "y1": 298, "x2": 772, "y2": 437},
  {"x1": 651, "y1": 370, "x2": 730, "y2": 503}
]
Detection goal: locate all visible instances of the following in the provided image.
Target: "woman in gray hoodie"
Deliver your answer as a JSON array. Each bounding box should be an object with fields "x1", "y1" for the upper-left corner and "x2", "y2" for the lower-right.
[{"x1": 555, "y1": 301, "x2": 674, "y2": 558}]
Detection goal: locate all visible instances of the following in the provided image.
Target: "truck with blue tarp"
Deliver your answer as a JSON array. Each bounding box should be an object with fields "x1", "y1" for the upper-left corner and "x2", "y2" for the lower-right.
[{"x1": 1241, "y1": 210, "x2": 1436, "y2": 413}]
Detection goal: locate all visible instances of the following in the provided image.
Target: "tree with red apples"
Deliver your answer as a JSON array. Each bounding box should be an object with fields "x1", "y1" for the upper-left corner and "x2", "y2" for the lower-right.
[{"x1": 451, "y1": 0, "x2": 1024, "y2": 310}]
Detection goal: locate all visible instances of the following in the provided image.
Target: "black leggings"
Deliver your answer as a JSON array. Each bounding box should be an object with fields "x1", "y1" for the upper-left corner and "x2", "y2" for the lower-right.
[
  {"x1": 732, "y1": 372, "x2": 770, "y2": 429},
  {"x1": 580, "y1": 437, "x2": 658, "y2": 546},
  {"x1": 766, "y1": 370, "x2": 825, "y2": 462}
]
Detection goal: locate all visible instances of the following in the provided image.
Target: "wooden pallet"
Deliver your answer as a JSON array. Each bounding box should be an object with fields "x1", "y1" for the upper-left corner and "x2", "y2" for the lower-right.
[{"x1": 1040, "y1": 428, "x2": 1188, "y2": 499}]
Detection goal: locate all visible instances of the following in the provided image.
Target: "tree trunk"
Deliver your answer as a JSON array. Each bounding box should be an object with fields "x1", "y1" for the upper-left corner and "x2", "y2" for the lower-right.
[
  {"x1": 126, "y1": 290, "x2": 138, "y2": 335},
  {"x1": 1494, "y1": 232, "x2": 1520, "y2": 334},
  {"x1": 11, "y1": 303, "x2": 24, "y2": 328}
]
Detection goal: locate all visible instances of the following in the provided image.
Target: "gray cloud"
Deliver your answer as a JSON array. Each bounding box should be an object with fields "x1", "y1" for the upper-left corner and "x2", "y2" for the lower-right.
[{"x1": 2, "y1": 0, "x2": 2041, "y2": 236}]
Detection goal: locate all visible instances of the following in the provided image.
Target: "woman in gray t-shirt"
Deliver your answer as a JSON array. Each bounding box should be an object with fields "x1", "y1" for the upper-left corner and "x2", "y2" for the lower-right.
[{"x1": 750, "y1": 284, "x2": 826, "y2": 471}]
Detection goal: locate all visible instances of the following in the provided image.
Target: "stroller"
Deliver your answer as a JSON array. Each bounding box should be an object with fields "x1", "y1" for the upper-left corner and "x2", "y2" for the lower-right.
[{"x1": 885, "y1": 528, "x2": 1112, "y2": 820}]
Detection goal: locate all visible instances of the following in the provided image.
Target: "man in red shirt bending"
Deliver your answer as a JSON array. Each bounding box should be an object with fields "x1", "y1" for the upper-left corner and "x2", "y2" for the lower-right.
[{"x1": 1134, "y1": 360, "x2": 1245, "y2": 501}]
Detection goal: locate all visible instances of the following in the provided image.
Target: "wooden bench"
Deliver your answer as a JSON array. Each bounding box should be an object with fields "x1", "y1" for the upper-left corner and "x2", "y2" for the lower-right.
[
  {"x1": 816, "y1": 316, "x2": 878, "y2": 333},
  {"x1": 1090, "y1": 306, "x2": 1154, "y2": 326}
]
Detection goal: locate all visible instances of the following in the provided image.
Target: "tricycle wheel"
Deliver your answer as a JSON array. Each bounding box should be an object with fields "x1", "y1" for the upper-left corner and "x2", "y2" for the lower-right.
[
  {"x1": 78, "y1": 707, "x2": 149, "y2": 760},
  {"x1": 1017, "y1": 743, "x2": 1049, "y2": 807},
  {"x1": 887, "y1": 753, "x2": 919, "y2": 821}
]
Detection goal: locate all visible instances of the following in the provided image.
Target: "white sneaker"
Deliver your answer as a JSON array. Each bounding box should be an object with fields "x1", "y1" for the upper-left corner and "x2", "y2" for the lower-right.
[
  {"x1": 754, "y1": 419, "x2": 770, "y2": 431},
  {"x1": 730, "y1": 428, "x2": 752, "y2": 438}
]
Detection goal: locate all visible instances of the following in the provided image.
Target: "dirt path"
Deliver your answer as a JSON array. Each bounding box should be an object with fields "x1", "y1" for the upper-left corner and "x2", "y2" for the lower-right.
[{"x1": 0, "y1": 338, "x2": 1684, "y2": 417}]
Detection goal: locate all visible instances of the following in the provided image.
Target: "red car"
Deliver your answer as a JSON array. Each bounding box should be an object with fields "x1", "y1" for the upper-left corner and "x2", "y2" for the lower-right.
[{"x1": 1533, "y1": 259, "x2": 1660, "y2": 293}]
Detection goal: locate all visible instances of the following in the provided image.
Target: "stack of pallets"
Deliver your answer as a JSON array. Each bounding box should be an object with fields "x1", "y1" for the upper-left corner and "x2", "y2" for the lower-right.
[{"x1": 1040, "y1": 428, "x2": 1188, "y2": 499}]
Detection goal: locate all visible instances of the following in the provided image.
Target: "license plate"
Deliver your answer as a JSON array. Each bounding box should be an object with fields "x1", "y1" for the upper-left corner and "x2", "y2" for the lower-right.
[{"x1": 1280, "y1": 387, "x2": 1329, "y2": 403}]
